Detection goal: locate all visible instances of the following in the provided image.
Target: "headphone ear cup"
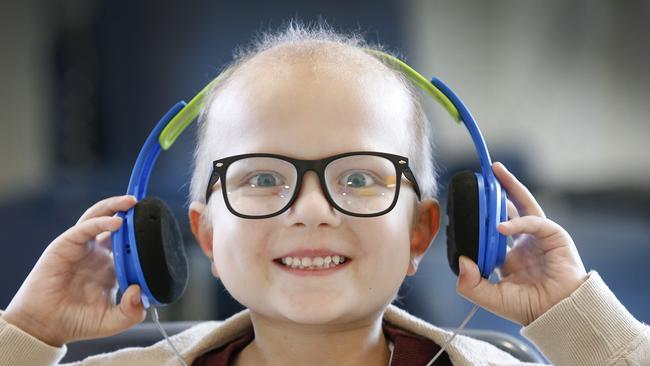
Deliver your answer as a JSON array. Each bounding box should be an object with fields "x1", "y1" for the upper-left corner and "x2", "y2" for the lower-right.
[
  {"x1": 133, "y1": 197, "x2": 188, "y2": 305},
  {"x1": 446, "y1": 171, "x2": 480, "y2": 276}
]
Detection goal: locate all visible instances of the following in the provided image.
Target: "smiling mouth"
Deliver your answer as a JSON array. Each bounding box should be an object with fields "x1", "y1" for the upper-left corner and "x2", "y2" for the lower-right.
[{"x1": 273, "y1": 255, "x2": 350, "y2": 270}]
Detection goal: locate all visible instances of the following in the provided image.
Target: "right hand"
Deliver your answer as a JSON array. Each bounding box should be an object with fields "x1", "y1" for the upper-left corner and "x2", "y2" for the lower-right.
[{"x1": 3, "y1": 195, "x2": 147, "y2": 347}]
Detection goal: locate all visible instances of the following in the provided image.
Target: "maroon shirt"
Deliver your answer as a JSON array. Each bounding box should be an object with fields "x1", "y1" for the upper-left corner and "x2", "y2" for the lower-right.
[{"x1": 192, "y1": 321, "x2": 452, "y2": 365}]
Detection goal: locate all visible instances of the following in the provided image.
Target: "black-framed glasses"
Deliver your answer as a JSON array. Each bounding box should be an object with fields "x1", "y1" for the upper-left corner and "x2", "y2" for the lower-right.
[{"x1": 205, "y1": 151, "x2": 422, "y2": 219}]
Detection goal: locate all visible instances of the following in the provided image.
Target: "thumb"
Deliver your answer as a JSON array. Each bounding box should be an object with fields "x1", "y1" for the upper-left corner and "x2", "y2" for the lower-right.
[
  {"x1": 456, "y1": 256, "x2": 502, "y2": 313},
  {"x1": 103, "y1": 285, "x2": 147, "y2": 336}
]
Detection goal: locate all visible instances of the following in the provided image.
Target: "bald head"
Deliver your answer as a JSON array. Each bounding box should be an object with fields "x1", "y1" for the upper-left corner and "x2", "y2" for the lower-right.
[
  {"x1": 232, "y1": 40, "x2": 396, "y2": 84},
  {"x1": 203, "y1": 41, "x2": 414, "y2": 159}
]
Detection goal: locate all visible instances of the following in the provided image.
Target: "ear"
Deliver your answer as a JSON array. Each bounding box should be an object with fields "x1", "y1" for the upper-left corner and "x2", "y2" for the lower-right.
[
  {"x1": 407, "y1": 198, "x2": 441, "y2": 276},
  {"x1": 189, "y1": 201, "x2": 219, "y2": 278}
]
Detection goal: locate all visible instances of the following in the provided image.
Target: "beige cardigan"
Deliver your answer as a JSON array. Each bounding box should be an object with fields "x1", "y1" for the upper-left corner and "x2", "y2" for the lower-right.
[{"x1": 1, "y1": 271, "x2": 649, "y2": 365}]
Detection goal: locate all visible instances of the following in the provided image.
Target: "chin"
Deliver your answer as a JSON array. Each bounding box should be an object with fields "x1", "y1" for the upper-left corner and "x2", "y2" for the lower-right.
[
  {"x1": 283, "y1": 309, "x2": 349, "y2": 325},
  {"x1": 276, "y1": 293, "x2": 354, "y2": 325}
]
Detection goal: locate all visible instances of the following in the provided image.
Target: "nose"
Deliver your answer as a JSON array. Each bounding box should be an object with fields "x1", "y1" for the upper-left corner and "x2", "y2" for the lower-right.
[{"x1": 284, "y1": 171, "x2": 341, "y2": 228}]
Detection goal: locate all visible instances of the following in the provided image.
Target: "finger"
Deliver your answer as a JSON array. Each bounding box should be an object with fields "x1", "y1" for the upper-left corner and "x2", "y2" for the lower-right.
[
  {"x1": 94, "y1": 231, "x2": 113, "y2": 251},
  {"x1": 101, "y1": 285, "x2": 146, "y2": 337},
  {"x1": 506, "y1": 199, "x2": 520, "y2": 220},
  {"x1": 456, "y1": 256, "x2": 504, "y2": 314},
  {"x1": 77, "y1": 196, "x2": 137, "y2": 225},
  {"x1": 503, "y1": 199, "x2": 524, "y2": 242},
  {"x1": 497, "y1": 215, "x2": 564, "y2": 243},
  {"x1": 56, "y1": 216, "x2": 123, "y2": 247},
  {"x1": 493, "y1": 162, "x2": 545, "y2": 218}
]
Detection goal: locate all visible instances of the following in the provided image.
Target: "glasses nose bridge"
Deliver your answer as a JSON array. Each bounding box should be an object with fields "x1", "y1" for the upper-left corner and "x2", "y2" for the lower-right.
[{"x1": 295, "y1": 158, "x2": 328, "y2": 193}]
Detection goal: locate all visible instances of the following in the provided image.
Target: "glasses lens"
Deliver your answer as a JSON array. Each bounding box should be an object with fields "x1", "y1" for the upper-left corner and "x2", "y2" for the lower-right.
[
  {"x1": 324, "y1": 155, "x2": 397, "y2": 215},
  {"x1": 225, "y1": 157, "x2": 297, "y2": 216}
]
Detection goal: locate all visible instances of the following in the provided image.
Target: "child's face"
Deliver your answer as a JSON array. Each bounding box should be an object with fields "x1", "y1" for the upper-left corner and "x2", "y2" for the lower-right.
[{"x1": 190, "y1": 49, "x2": 440, "y2": 326}]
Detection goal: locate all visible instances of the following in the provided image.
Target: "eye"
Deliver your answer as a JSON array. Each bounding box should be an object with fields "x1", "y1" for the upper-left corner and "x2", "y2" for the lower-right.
[
  {"x1": 339, "y1": 171, "x2": 376, "y2": 188},
  {"x1": 246, "y1": 172, "x2": 283, "y2": 187}
]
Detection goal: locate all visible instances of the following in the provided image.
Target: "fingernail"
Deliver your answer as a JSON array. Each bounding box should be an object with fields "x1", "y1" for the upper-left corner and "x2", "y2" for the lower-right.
[
  {"x1": 106, "y1": 216, "x2": 122, "y2": 230},
  {"x1": 458, "y1": 257, "x2": 466, "y2": 275},
  {"x1": 132, "y1": 294, "x2": 141, "y2": 306}
]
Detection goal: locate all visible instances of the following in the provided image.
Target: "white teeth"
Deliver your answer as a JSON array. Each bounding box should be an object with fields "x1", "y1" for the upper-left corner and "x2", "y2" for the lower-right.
[{"x1": 279, "y1": 255, "x2": 348, "y2": 270}]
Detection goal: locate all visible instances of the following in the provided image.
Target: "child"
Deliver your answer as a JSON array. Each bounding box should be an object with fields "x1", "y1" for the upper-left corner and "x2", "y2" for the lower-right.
[{"x1": 1, "y1": 22, "x2": 648, "y2": 366}]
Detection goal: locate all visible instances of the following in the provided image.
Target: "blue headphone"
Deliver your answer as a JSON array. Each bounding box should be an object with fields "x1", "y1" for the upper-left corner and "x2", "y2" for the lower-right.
[{"x1": 111, "y1": 50, "x2": 508, "y2": 308}]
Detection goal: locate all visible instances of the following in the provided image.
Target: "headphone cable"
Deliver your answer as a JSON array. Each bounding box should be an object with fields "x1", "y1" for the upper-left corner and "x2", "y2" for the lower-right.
[
  {"x1": 425, "y1": 304, "x2": 480, "y2": 366},
  {"x1": 151, "y1": 307, "x2": 189, "y2": 366}
]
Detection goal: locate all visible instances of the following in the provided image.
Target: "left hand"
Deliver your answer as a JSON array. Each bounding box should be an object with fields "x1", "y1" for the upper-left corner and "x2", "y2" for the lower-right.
[{"x1": 456, "y1": 162, "x2": 588, "y2": 326}]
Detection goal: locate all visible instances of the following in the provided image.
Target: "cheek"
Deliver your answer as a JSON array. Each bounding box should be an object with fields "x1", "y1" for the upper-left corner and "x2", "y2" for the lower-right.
[
  {"x1": 208, "y1": 197, "x2": 267, "y2": 263},
  {"x1": 209, "y1": 209, "x2": 272, "y2": 300},
  {"x1": 353, "y1": 209, "x2": 413, "y2": 293}
]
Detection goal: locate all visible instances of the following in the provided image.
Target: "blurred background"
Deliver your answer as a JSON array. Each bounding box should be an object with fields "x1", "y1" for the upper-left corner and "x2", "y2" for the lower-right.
[{"x1": 1, "y1": 0, "x2": 649, "y2": 357}]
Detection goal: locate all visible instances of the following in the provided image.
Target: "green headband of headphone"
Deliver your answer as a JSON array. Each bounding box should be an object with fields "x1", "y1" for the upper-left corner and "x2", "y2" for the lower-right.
[{"x1": 157, "y1": 49, "x2": 461, "y2": 151}]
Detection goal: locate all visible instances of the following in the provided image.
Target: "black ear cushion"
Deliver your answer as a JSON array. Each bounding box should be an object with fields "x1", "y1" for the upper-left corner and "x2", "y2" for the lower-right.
[
  {"x1": 133, "y1": 197, "x2": 188, "y2": 304},
  {"x1": 446, "y1": 171, "x2": 480, "y2": 276}
]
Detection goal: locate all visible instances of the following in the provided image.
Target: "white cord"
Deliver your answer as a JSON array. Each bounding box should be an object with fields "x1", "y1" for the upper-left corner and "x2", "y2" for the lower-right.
[
  {"x1": 151, "y1": 307, "x2": 189, "y2": 366},
  {"x1": 424, "y1": 304, "x2": 480, "y2": 366},
  {"x1": 149, "y1": 291, "x2": 482, "y2": 366}
]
